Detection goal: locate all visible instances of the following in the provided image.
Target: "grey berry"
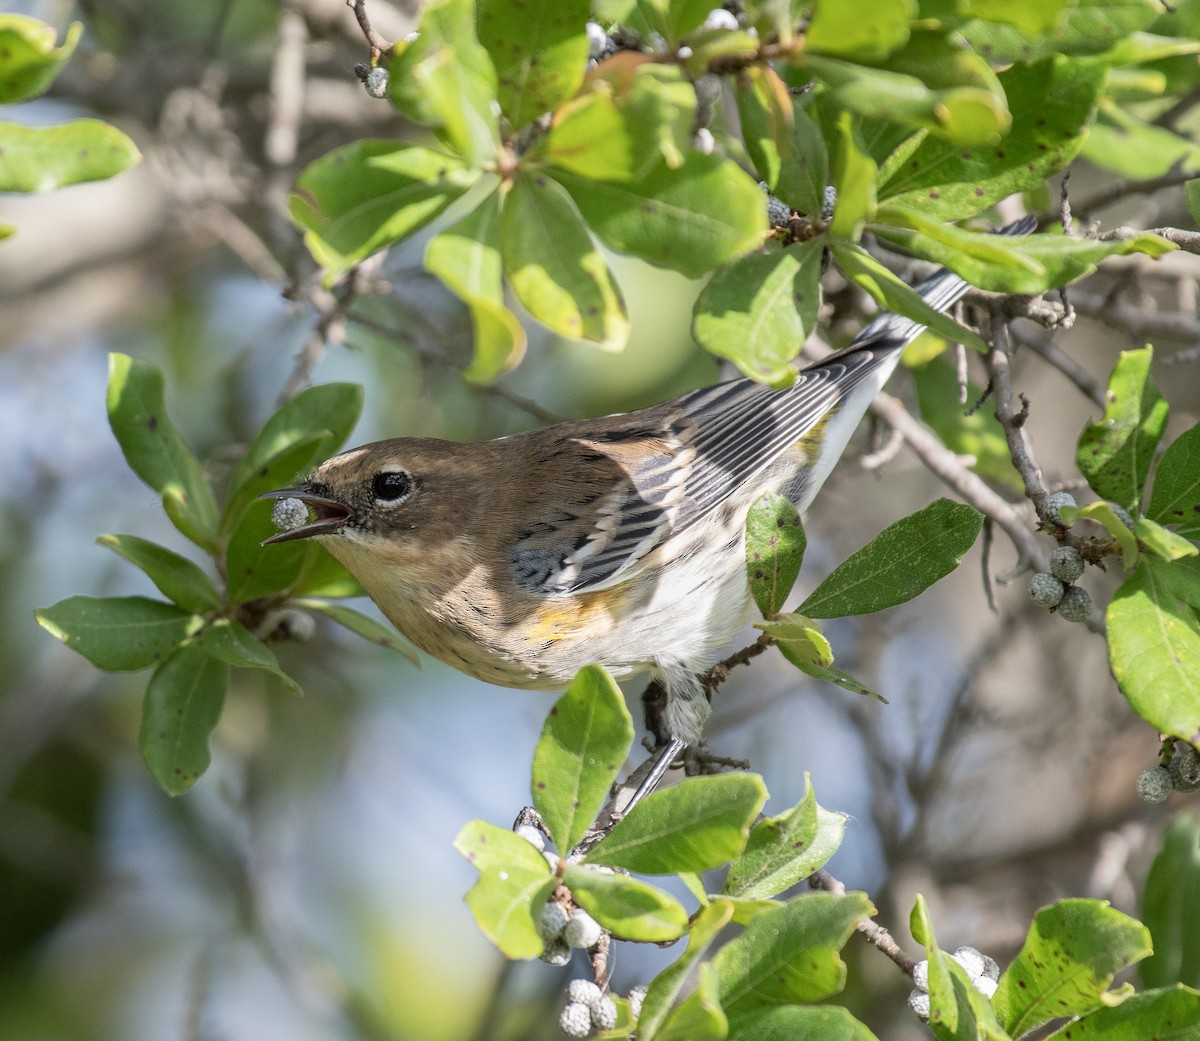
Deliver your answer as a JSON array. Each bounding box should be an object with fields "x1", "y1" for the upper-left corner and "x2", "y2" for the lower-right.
[
  {"x1": 766, "y1": 193, "x2": 792, "y2": 227},
  {"x1": 1029, "y1": 572, "x2": 1065, "y2": 608},
  {"x1": 980, "y1": 953, "x2": 1000, "y2": 982},
  {"x1": 908, "y1": 990, "x2": 931, "y2": 1021},
  {"x1": 952, "y1": 946, "x2": 986, "y2": 980},
  {"x1": 364, "y1": 66, "x2": 390, "y2": 99},
  {"x1": 1137, "y1": 765, "x2": 1173, "y2": 804},
  {"x1": 590, "y1": 995, "x2": 617, "y2": 1030},
  {"x1": 693, "y1": 127, "x2": 715, "y2": 155},
  {"x1": 564, "y1": 908, "x2": 603, "y2": 949},
  {"x1": 912, "y1": 959, "x2": 929, "y2": 992},
  {"x1": 567, "y1": 978, "x2": 602, "y2": 1008},
  {"x1": 1057, "y1": 585, "x2": 1094, "y2": 623},
  {"x1": 1169, "y1": 742, "x2": 1200, "y2": 793},
  {"x1": 540, "y1": 937, "x2": 572, "y2": 966},
  {"x1": 1049, "y1": 546, "x2": 1085, "y2": 583},
  {"x1": 538, "y1": 900, "x2": 569, "y2": 941},
  {"x1": 627, "y1": 984, "x2": 646, "y2": 1019},
  {"x1": 271, "y1": 496, "x2": 309, "y2": 532},
  {"x1": 585, "y1": 21, "x2": 608, "y2": 59},
  {"x1": 1044, "y1": 491, "x2": 1077, "y2": 526},
  {"x1": 559, "y1": 1001, "x2": 592, "y2": 1038},
  {"x1": 976, "y1": 975, "x2": 998, "y2": 998},
  {"x1": 514, "y1": 824, "x2": 545, "y2": 851},
  {"x1": 1110, "y1": 503, "x2": 1135, "y2": 530}
]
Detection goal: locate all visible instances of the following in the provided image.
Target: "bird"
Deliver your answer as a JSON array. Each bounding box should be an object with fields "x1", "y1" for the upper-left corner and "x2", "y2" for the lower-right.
[{"x1": 264, "y1": 220, "x2": 1031, "y2": 803}]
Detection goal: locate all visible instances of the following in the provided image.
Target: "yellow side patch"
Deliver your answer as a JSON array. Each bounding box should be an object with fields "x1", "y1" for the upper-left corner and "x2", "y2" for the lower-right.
[{"x1": 527, "y1": 586, "x2": 625, "y2": 644}]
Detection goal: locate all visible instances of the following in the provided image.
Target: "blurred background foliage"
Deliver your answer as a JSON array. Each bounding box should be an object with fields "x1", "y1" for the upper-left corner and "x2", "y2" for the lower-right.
[{"x1": 2, "y1": 1, "x2": 1200, "y2": 1040}]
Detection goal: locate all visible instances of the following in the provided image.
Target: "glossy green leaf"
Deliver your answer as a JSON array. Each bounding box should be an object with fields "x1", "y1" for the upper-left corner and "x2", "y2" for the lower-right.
[
  {"x1": 960, "y1": 0, "x2": 1162, "y2": 64},
  {"x1": 1108, "y1": 557, "x2": 1200, "y2": 745},
  {"x1": 713, "y1": 891, "x2": 873, "y2": 1015},
  {"x1": 1045, "y1": 986, "x2": 1200, "y2": 1040},
  {"x1": 638, "y1": 901, "x2": 735, "y2": 1041},
  {"x1": 1135, "y1": 517, "x2": 1198, "y2": 561},
  {"x1": 464, "y1": 863, "x2": 556, "y2": 958},
  {"x1": 501, "y1": 172, "x2": 628, "y2": 349},
  {"x1": 727, "y1": 1006, "x2": 880, "y2": 1041},
  {"x1": 564, "y1": 863, "x2": 689, "y2": 942},
  {"x1": 292, "y1": 599, "x2": 421, "y2": 665},
  {"x1": 0, "y1": 16, "x2": 81, "y2": 103},
  {"x1": 910, "y1": 894, "x2": 1010, "y2": 1041},
  {"x1": 605, "y1": 0, "x2": 713, "y2": 42},
  {"x1": 784, "y1": 659, "x2": 884, "y2": 700},
  {"x1": 878, "y1": 57, "x2": 1106, "y2": 221},
  {"x1": 587, "y1": 773, "x2": 766, "y2": 874},
  {"x1": 555, "y1": 150, "x2": 767, "y2": 278},
  {"x1": 1141, "y1": 814, "x2": 1200, "y2": 990},
  {"x1": 960, "y1": 0, "x2": 1071, "y2": 34},
  {"x1": 735, "y1": 65, "x2": 828, "y2": 216},
  {"x1": 756, "y1": 614, "x2": 833, "y2": 670},
  {"x1": 36, "y1": 596, "x2": 202, "y2": 673},
  {"x1": 96, "y1": 535, "x2": 222, "y2": 614},
  {"x1": 800, "y1": 499, "x2": 984, "y2": 618},
  {"x1": 425, "y1": 184, "x2": 526, "y2": 383},
  {"x1": 723, "y1": 776, "x2": 848, "y2": 900},
  {"x1": 1083, "y1": 102, "x2": 1200, "y2": 179},
  {"x1": 0, "y1": 119, "x2": 139, "y2": 194},
  {"x1": 656, "y1": 963, "x2": 726, "y2": 1041},
  {"x1": 806, "y1": 0, "x2": 913, "y2": 60},
  {"x1": 1077, "y1": 347, "x2": 1168, "y2": 511},
  {"x1": 540, "y1": 88, "x2": 637, "y2": 182},
  {"x1": 531, "y1": 665, "x2": 634, "y2": 852},
  {"x1": 387, "y1": 0, "x2": 499, "y2": 164},
  {"x1": 827, "y1": 109, "x2": 876, "y2": 240},
  {"x1": 140, "y1": 643, "x2": 228, "y2": 796},
  {"x1": 290, "y1": 142, "x2": 475, "y2": 277},
  {"x1": 993, "y1": 899, "x2": 1152, "y2": 1037},
  {"x1": 455, "y1": 819, "x2": 554, "y2": 875},
  {"x1": 107, "y1": 354, "x2": 219, "y2": 551},
  {"x1": 693, "y1": 241, "x2": 823, "y2": 383},
  {"x1": 477, "y1": 0, "x2": 589, "y2": 130},
  {"x1": 1147, "y1": 423, "x2": 1200, "y2": 540},
  {"x1": 828, "y1": 240, "x2": 987, "y2": 352},
  {"x1": 1059, "y1": 500, "x2": 1139, "y2": 569},
  {"x1": 200, "y1": 618, "x2": 299, "y2": 694},
  {"x1": 746, "y1": 492, "x2": 807, "y2": 617}
]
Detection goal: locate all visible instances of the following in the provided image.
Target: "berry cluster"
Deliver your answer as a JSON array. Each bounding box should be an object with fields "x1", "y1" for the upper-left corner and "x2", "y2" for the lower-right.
[
  {"x1": 1136, "y1": 741, "x2": 1200, "y2": 803},
  {"x1": 558, "y1": 979, "x2": 618, "y2": 1038},
  {"x1": 908, "y1": 946, "x2": 1000, "y2": 1020},
  {"x1": 1027, "y1": 493, "x2": 1095, "y2": 623}
]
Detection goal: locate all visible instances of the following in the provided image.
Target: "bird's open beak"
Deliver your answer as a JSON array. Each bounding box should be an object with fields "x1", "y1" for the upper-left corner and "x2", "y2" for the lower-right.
[{"x1": 259, "y1": 487, "x2": 353, "y2": 545}]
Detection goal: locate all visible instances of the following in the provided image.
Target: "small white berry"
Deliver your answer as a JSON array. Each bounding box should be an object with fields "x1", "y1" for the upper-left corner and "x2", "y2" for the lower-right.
[
  {"x1": 559, "y1": 1001, "x2": 592, "y2": 1038},
  {"x1": 822, "y1": 185, "x2": 837, "y2": 221},
  {"x1": 912, "y1": 959, "x2": 929, "y2": 992},
  {"x1": 1044, "y1": 491, "x2": 1077, "y2": 526},
  {"x1": 564, "y1": 908, "x2": 603, "y2": 949},
  {"x1": 271, "y1": 496, "x2": 309, "y2": 532},
  {"x1": 1170, "y1": 743, "x2": 1200, "y2": 793},
  {"x1": 590, "y1": 995, "x2": 617, "y2": 1030},
  {"x1": 540, "y1": 937, "x2": 572, "y2": 966},
  {"x1": 544, "y1": 849, "x2": 562, "y2": 872},
  {"x1": 567, "y1": 978, "x2": 602, "y2": 1008},
  {"x1": 908, "y1": 989, "x2": 931, "y2": 1021},
  {"x1": 980, "y1": 953, "x2": 1000, "y2": 982},
  {"x1": 952, "y1": 946, "x2": 986, "y2": 980},
  {"x1": 975, "y1": 975, "x2": 998, "y2": 999},
  {"x1": 627, "y1": 984, "x2": 647, "y2": 1019},
  {"x1": 693, "y1": 127, "x2": 715, "y2": 155},
  {"x1": 364, "y1": 66, "x2": 390, "y2": 99},
  {"x1": 703, "y1": 8, "x2": 739, "y2": 31},
  {"x1": 515, "y1": 824, "x2": 545, "y2": 851},
  {"x1": 1049, "y1": 546, "x2": 1085, "y2": 583},
  {"x1": 1137, "y1": 765, "x2": 1173, "y2": 804},
  {"x1": 1029, "y1": 572, "x2": 1065, "y2": 608},
  {"x1": 586, "y1": 22, "x2": 608, "y2": 59},
  {"x1": 1057, "y1": 585, "x2": 1094, "y2": 623},
  {"x1": 538, "y1": 900, "x2": 569, "y2": 941}
]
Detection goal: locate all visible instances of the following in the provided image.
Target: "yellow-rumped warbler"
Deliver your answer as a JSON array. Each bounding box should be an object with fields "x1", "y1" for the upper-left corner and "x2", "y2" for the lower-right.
[{"x1": 266, "y1": 223, "x2": 1027, "y2": 777}]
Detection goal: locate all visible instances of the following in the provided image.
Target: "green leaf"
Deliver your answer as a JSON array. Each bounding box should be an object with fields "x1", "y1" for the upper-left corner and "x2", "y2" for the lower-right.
[
  {"x1": 289, "y1": 141, "x2": 476, "y2": 277},
  {"x1": 960, "y1": 0, "x2": 1071, "y2": 35},
  {"x1": 96, "y1": 535, "x2": 222, "y2": 614},
  {"x1": 1107, "y1": 557, "x2": 1200, "y2": 745},
  {"x1": 723, "y1": 776, "x2": 848, "y2": 900},
  {"x1": 140, "y1": 642, "x2": 228, "y2": 796},
  {"x1": 746, "y1": 492, "x2": 808, "y2": 617},
  {"x1": 587, "y1": 773, "x2": 767, "y2": 874},
  {"x1": 35, "y1": 596, "x2": 202, "y2": 672},
  {"x1": 606, "y1": 0, "x2": 713, "y2": 43},
  {"x1": 1135, "y1": 517, "x2": 1198, "y2": 561},
  {"x1": 555, "y1": 150, "x2": 767, "y2": 278},
  {"x1": 107, "y1": 354, "x2": 219, "y2": 551},
  {"x1": 993, "y1": 899, "x2": 1152, "y2": 1037},
  {"x1": 0, "y1": 118, "x2": 139, "y2": 194},
  {"x1": 878, "y1": 56, "x2": 1106, "y2": 221},
  {"x1": 656, "y1": 963, "x2": 727, "y2": 1041},
  {"x1": 756, "y1": 613, "x2": 833, "y2": 670},
  {"x1": 960, "y1": 0, "x2": 1162, "y2": 65},
  {"x1": 1147, "y1": 423, "x2": 1200, "y2": 540},
  {"x1": 828, "y1": 239, "x2": 987, "y2": 352},
  {"x1": 727, "y1": 1006, "x2": 880, "y2": 1041},
  {"x1": 1078, "y1": 347, "x2": 1168, "y2": 511},
  {"x1": 288, "y1": 547, "x2": 366, "y2": 599},
  {"x1": 531, "y1": 665, "x2": 634, "y2": 851},
  {"x1": 910, "y1": 894, "x2": 1010, "y2": 1041},
  {"x1": 540, "y1": 88, "x2": 637, "y2": 182},
  {"x1": 1188, "y1": 180, "x2": 1200, "y2": 228},
  {"x1": 501, "y1": 172, "x2": 628, "y2": 349},
  {"x1": 693, "y1": 241, "x2": 823, "y2": 383},
  {"x1": 638, "y1": 901, "x2": 735, "y2": 1041},
  {"x1": 1046, "y1": 986, "x2": 1200, "y2": 1040},
  {"x1": 827, "y1": 109, "x2": 877, "y2": 240},
  {"x1": 387, "y1": 0, "x2": 499, "y2": 164},
  {"x1": 0, "y1": 16, "x2": 81, "y2": 103},
  {"x1": 564, "y1": 863, "x2": 689, "y2": 941},
  {"x1": 477, "y1": 0, "x2": 589, "y2": 130},
  {"x1": 735, "y1": 65, "x2": 828, "y2": 216},
  {"x1": 1141, "y1": 814, "x2": 1200, "y2": 990},
  {"x1": 783, "y1": 659, "x2": 884, "y2": 700},
  {"x1": 292, "y1": 599, "x2": 422, "y2": 665},
  {"x1": 910, "y1": 356, "x2": 1021, "y2": 490},
  {"x1": 199, "y1": 618, "x2": 300, "y2": 694},
  {"x1": 800, "y1": 499, "x2": 984, "y2": 618},
  {"x1": 1059, "y1": 500, "x2": 1139, "y2": 569},
  {"x1": 455, "y1": 819, "x2": 554, "y2": 874},
  {"x1": 1082, "y1": 102, "x2": 1200, "y2": 180},
  {"x1": 713, "y1": 891, "x2": 873, "y2": 1016},
  {"x1": 226, "y1": 501, "x2": 308, "y2": 603},
  {"x1": 224, "y1": 434, "x2": 332, "y2": 541},
  {"x1": 425, "y1": 185, "x2": 526, "y2": 383},
  {"x1": 464, "y1": 864, "x2": 556, "y2": 958},
  {"x1": 806, "y1": 0, "x2": 913, "y2": 60}
]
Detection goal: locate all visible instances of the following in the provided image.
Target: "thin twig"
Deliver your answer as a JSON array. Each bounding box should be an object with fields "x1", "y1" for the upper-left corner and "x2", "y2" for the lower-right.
[
  {"x1": 347, "y1": 0, "x2": 394, "y2": 58},
  {"x1": 808, "y1": 869, "x2": 916, "y2": 975}
]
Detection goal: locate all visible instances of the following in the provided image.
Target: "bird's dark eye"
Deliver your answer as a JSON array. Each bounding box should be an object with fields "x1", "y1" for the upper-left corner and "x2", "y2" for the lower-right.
[{"x1": 372, "y1": 470, "x2": 412, "y2": 504}]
